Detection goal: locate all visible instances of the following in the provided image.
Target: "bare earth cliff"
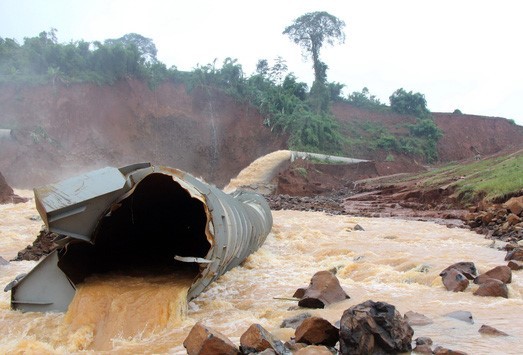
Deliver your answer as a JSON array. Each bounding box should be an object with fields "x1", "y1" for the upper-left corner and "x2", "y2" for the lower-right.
[{"x1": 1, "y1": 80, "x2": 522, "y2": 189}]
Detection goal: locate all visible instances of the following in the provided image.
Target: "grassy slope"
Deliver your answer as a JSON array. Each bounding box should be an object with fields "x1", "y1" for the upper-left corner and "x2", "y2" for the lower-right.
[{"x1": 373, "y1": 149, "x2": 523, "y2": 205}]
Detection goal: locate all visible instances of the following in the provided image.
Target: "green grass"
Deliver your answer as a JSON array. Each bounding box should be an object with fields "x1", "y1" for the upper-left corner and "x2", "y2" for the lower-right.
[
  {"x1": 454, "y1": 153, "x2": 523, "y2": 202},
  {"x1": 365, "y1": 150, "x2": 523, "y2": 204}
]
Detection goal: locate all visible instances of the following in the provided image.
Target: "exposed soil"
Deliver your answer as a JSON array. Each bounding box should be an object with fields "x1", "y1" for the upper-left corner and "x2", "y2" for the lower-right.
[
  {"x1": 2, "y1": 81, "x2": 523, "y2": 191},
  {"x1": 0, "y1": 80, "x2": 286, "y2": 188},
  {"x1": 270, "y1": 161, "x2": 466, "y2": 226},
  {"x1": 0, "y1": 171, "x2": 27, "y2": 204}
]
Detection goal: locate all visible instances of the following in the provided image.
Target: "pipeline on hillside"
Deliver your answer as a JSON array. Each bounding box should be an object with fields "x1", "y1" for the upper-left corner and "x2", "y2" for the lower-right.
[{"x1": 5, "y1": 163, "x2": 272, "y2": 312}]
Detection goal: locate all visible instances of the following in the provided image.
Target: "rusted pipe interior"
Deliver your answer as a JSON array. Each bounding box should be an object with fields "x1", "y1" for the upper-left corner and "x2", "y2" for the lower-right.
[{"x1": 57, "y1": 173, "x2": 210, "y2": 284}]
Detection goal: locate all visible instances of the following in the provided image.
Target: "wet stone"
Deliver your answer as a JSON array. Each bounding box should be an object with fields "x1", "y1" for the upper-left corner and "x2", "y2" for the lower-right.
[
  {"x1": 413, "y1": 344, "x2": 433, "y2": 354},
  {"x1": 339, "y1": 300, "x2": 413, "y2": 354},
  {"x1": 240, "y1": 324, "x2": 285, "y2": 355},
  {"x1": 294, "y1": 316, "x2": 339, "y2": 347},
  {"x1": 474, "y1": 265, "x2": 512, "y2": 284},
  {"x1": 507, "y1": 260, "x2": 523, "y2": 270},
  {"x1": 183, "y1": 322, "x2": 240, "y2": 355},
  {"x1": 440, "y1": 268, "x2": 469, "y2": 292},
  {"x1": 294, "y1": 345, "x2": 334, "y2": 355},
  {"x1": 478, "y1": 324, "x2": 509, "y2": 336},
  {"x1": 473, "y1": 279, "x2": 509, "y2": 298},
  {"x1": 505, "y1": 247, "x2": 523, "y2": 261},
  {"x1": 404, "y1": 311, "x2": 434, "y2": 326},
  {"x1": 296, "y1": 270, "x2": 349, "y2": 309},
  {"x1": 280, "y1": 312, "x2": 312, "y2": 329},
  {"x1": 445, "y1": 311, "x2": 474, "y2": 324},
  {"x1": 440, "y1": 262, "x2": 478, "y2": 280},
  {"x1": 433, "y1": 346, "x2": 468, "y2": 355},
  {"x1": 353, "y1": 224, "x2": 365, "y2": 231},
  {"x1": 415, "y1": 336, "x2": 433, "y2": 345}
]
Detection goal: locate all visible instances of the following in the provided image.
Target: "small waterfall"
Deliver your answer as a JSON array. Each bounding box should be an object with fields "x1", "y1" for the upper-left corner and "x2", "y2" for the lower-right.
[{"x1": 205, "y1": 89, "x2": 219, "y2": 180}]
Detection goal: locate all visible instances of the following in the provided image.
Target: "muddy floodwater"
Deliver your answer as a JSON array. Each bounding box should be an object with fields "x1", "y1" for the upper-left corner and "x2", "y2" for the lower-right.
[{"x1": 1, "y1": 189, "x2": 522, "y2": 354}]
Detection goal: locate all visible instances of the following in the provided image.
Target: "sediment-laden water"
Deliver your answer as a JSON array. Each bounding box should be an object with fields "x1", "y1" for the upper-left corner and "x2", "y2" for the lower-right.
[{"x1": 1, "y1": 189, "x2": 522, "y2": 354}]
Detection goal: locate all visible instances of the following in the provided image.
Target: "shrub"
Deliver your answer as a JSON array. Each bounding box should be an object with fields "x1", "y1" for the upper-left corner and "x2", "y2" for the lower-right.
[{"x1": 389, "y1": 88, "x2": 430, "y2": 118}]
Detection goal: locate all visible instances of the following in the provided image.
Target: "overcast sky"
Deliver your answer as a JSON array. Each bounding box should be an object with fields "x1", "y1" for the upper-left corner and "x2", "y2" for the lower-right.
[{"x1": 1, "y1": 0, "x2": 522, "y2": 125}]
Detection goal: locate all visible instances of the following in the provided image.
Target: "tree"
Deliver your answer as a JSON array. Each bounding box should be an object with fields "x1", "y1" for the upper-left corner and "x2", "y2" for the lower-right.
[
  {"x1": 105, "y1": 33, "x2": 158, "y2": 64},
  {"x1": 389, "y1": 88, "x2": 430, "y2": 118},
  {"x1": 347, "y1": 87, "x2": 384, "y2": 108},
  {"x1": 283, "y1": 11, "x2": 345, "y2": 84}
]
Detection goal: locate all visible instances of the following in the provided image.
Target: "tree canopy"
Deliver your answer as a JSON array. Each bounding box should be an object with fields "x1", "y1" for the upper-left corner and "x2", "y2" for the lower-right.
[
  {"x1": 283, "y1": 11, "x2": 346, "y2": 84},
  {"x1": 389, "y1": 88, "x2": 430, "y2": 118}
]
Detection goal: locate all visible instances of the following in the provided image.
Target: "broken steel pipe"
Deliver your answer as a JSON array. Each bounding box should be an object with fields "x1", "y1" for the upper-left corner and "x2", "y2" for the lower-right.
[{"x1": 7, "y1": 163, "x2": 272, "y2": 312}]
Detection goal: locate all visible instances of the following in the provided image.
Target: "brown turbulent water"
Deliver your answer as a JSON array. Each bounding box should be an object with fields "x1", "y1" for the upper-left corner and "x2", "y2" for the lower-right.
[{"x1": 1, "y1": 189, "x2": 522, "y2": 354}]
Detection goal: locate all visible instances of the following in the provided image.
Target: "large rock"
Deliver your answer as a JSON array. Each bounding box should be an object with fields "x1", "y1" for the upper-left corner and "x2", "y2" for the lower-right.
[
  {"x1": 507, "y1": 260, "x2": 523, "y2": 270},
  {"x1": 503, "y1": 196, "x2": 523, "y2": 216},
  {"x1": 280, "y1": 313, "x2": 312, "y2": 329},
  {"x1": 505, "y1": 247, "x2": 523, "y2": 261},
  {"x1": 404, "y1": 311, "x2": 433, "y2": 326},
  {"x1": 478, "y1": 324, "x2": 509, "y2": 336},
  {"x1": 413, "y1": 337, "x2": 433, "y2": 354},
  {"x1": 240, "y1": 324, "x2": 285, "y2": 354},
  {"x1": 440, "y1": 262, "x2": 478, "y2": 280},
  {"x1": 294, "y1": 316, "x2": 339, "y2": 347},
  {"x1": 473, "y1": 279, "x2": 509, "y2": 298},
  {"x1": 0, "y1": 171, "x2": 28, "y2": 204},
  {"x1": 444, "y1": 310, "x2": 474, "y2": 324},
  {"x1": 183, "y1": 322, "x2": 240, "y2": 355},
  {"x1": 295, "y1": 270, "x2": 350, "y2": 309},
  {"x1": 433, "y1": 346, "x2": 468, "y2": 355},
  {"x1": 339, "y1": 300, "x2": 413, "y2": 354},
  {"x1": 440, "y1": 268, "x2": 469, "y2": 292},
  {"x1": 474, "y1": 265, "x2": 512, "y2": 284}
]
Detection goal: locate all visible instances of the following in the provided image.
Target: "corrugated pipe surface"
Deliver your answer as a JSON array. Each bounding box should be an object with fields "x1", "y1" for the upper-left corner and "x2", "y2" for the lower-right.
[{"x1": 7, "y1": 163, "x2": 272, "y2": 312}]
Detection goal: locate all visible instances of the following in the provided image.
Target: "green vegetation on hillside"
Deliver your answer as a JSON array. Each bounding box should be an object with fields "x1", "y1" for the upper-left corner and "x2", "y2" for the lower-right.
[
  {"x1": 0, "y1": 24, "x2": 442, "y2": 160},
  {"x1": 395, "y1": 150, "x2": 523, "y2": 204}
]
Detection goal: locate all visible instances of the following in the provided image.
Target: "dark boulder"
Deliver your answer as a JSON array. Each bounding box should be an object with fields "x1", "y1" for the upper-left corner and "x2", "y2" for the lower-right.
[
  {"x1": 295, "y1": 270, "x2": 349, "y2": 309},
  {"x1": 339, "y1": 300, "x2": 413, "y2": 354},
  {"x1": 440, "y1": 262, "x2": 478, "y2": 280}
]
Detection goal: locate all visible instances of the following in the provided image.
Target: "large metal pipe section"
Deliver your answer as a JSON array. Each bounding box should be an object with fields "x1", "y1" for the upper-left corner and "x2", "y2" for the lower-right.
[
  {"x1": 6, "y1": 163, "x2": 272, "y2": 312},
  {"x1": 291, "y1": 151, "x2": 369, "y2": 164}
]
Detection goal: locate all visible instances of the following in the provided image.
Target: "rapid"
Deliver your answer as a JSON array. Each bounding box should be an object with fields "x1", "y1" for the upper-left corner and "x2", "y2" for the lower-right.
[{"x1": 1, "y1": 173, "x2": 522, "y2": 353}]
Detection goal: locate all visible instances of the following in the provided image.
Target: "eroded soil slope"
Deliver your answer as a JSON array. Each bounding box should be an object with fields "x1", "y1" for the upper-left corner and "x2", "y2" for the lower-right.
[
  {"x1": 0, "y1": 80, "x2": 286, "y2": 187},
  {"x1": 1, "y1": 80, "x2": 522, "y2": 190}
]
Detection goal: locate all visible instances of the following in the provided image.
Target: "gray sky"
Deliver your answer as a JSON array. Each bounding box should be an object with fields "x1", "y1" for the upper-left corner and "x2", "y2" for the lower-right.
[{"x1": 1, "y1": 0, "x2": 522, "y2": 125}]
